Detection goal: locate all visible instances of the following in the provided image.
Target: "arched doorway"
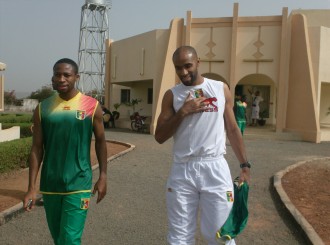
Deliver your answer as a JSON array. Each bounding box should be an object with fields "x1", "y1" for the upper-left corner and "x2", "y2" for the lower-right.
[
  {"x1": 235, "y1": 74, "x2": 276, "y2": 126},
  {"x1": 202, "y1": 73, "x2": 229, "y2": 87}
]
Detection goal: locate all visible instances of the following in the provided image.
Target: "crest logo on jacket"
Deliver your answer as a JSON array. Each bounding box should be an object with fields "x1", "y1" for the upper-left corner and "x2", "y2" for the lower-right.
[
  {"x1": 80, "y1": 198, "x2": 90, "y2": 209},
  {"x1": 76, "y1": 110, "x2": 86, "y2": 120},
  {"x1": 203, "y1": 97, "x2": 218, "y2": 112},
  {"x1": 226, "y1": 191, "x2": 234, "y2": 202},
  {"x1": 193, "y1": 89, "x2": 218, "y2": 112}
]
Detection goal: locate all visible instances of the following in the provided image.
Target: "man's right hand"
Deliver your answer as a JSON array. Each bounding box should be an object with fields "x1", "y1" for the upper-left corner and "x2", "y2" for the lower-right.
[
  {"x1": 178, "y1": 93, "x2": 208, "y2": 117},
  {"x1": 23, "y1": 191, "x2": 36, "y2": 212}
]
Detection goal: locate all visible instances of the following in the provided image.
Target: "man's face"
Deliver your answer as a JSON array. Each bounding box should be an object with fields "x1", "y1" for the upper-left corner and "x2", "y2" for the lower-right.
[
  {"x1": 52, "y1": 63, "x2": 79, "y2": 94},
  {"x1": 173, "y1": 51, "x2": 199, "y2": 86}
]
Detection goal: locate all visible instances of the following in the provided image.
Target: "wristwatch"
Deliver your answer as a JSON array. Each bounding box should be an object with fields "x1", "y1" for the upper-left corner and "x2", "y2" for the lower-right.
[{"x1": 240, "y1": 161, "x2": 251, "y2": 169}]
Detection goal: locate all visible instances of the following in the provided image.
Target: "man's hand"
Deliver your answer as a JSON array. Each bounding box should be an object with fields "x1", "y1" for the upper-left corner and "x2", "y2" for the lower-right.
[
  {"x1": 23, "y1": 191, "x2": 37, "y2": 212},
  {"x1": 93, "y1": 177, "x2": 107, "y2": 203},
  {"x1": 178, "y1": 93, "x2": 208, "y2": 117},
  {"x1": 239, "y1": 168, "x2": 251, "y2": 186}
]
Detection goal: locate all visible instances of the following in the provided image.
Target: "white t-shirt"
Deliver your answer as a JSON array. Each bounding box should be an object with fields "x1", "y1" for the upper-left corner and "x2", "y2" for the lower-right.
[
  {"x1": 252, "y1": 95, "x2": 263, "y2": 108},
  {"x1": 171, "y1": 78, "x2": 226, "y2": 163}
]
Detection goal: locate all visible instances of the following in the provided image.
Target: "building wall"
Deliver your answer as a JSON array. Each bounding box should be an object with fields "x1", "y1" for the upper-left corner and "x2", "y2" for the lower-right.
[
  {"x1": 187, "y1": 14, "x2": 284, "y2": 128},
  {"x1": 191, "y1": 27, "x2": 232, "y2": 82},
  {"x1": 318, "y1": 27, "x2": 330, "y2": 83},
  {"x1": 107, "y1": 29, "x2": 171, "y2": 127},
  {"x1": 105, "y1": 4, "x2": 330, "y2": 142},
  {"x1": 286, "y1": 13, "x2": 320, "y2": 142},
  {"x1": 110, "y1": 31, "x2": 155, "y2": 83},
  {"x1": 0, "y1": 126, "x2": 20, "y2": 143},
  {"x1": 151, "y1": 18, "x2": 186, "y2": 133}
]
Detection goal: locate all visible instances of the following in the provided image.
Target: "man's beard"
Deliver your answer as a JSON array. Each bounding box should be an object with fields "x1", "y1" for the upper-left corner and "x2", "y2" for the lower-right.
[{"x1": 181, "y1": 73, "x2": 197, "y2": 86}]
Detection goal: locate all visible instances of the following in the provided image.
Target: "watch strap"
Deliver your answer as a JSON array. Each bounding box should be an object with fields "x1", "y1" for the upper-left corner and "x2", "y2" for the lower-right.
[{"x1": 240, "y1": 161, "x2": 251, "y2": 168}]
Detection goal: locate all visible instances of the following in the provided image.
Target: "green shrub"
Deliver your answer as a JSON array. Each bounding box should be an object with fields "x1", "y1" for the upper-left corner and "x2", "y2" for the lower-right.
[
  {"x1": 20, "y1": 124, "x2": 33, "y2": 138},
  {"x1": 0, "y1": 137, "x2": 32, "y2": 173},
  {"x1": 0, "y1": 113, "x2": 32, "y2": 123}
]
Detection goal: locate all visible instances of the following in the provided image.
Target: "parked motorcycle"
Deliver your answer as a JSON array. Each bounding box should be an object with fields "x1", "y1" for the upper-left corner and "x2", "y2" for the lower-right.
[{"x1": 130, "y1": 111, "x2": 147, "y2": 132}]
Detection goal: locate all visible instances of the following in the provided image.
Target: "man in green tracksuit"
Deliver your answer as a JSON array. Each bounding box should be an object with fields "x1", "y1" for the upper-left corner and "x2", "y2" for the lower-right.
[
  {"x1": 234, "y1": 95, "x2": 248, "y2": 135},
  {"x1": 24, "y1": 58, "x2": 108, "y2": 244}
]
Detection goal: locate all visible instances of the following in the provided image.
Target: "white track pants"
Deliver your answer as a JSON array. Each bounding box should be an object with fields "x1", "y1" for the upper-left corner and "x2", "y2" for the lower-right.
[{"x1": 166, "y1": 157, "x2": 235, "y2": 245}]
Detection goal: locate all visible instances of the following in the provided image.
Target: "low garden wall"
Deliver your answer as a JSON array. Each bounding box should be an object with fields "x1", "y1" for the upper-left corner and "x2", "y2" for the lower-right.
[{"x1": 0, "y1": 125, "x2": 20, "y2": 143}]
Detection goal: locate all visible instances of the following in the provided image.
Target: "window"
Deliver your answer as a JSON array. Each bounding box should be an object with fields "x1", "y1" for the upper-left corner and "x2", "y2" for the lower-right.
[
  {"x1": 121, "y1": 89, "x2": 130, "y2": 103},
  {"x1": 147, "y1": 88, "x2": 153, "y2": 104}
]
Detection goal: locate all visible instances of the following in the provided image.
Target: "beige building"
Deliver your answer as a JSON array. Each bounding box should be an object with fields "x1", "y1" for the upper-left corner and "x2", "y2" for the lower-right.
[
  {"x1": 2, "y1": 4, "x2": 328, "y2": 142},
  {"x1": 104, "y1": 3, "x2": 330, "y2": 143}
]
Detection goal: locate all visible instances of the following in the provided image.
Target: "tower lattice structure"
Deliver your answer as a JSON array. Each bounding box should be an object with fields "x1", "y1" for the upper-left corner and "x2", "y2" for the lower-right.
[{"x1": 77, "y1": 0, "x2": 111, "y2": 102}]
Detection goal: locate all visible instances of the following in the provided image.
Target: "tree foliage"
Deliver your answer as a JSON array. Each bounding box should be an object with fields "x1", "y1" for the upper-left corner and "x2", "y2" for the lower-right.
[
  {"x1": 125, "y1": 98, "x2": 142, "y2": 113},
  {"x1": 28, "y1": 85, "x2": 54, "y2": 102},
  {"x1": 4, "y1": 90, "x2": 17, "y2": 105}
]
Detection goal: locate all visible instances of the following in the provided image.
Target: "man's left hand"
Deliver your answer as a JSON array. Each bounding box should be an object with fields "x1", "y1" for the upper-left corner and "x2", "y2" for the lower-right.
[
  {"x1": 239, "y1": 168, "x2": 251, "y2": 186},
  {"x1": 93, "y1": 177, "x2": 107, "y2": 203}
]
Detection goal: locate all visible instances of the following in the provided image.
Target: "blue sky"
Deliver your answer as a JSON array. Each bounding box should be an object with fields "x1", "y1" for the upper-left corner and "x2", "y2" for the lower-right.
[{"x1": 0, "y1": 0, "x2": 329, "y2": 97}]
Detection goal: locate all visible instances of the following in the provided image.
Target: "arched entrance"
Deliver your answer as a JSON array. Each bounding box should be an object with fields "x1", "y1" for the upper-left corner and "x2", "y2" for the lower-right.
[
  {"x1": 235, "y1": 74, "x2": 276, "y2": 126},
  {"x1": 202, "y1": 73, "x2": 229, "y2": 87}
]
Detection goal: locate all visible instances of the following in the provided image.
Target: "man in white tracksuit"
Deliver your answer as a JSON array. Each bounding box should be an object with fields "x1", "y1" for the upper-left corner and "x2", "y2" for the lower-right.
[{"x1": 155, "y1": 46, "x2": 251, "y2": 245}]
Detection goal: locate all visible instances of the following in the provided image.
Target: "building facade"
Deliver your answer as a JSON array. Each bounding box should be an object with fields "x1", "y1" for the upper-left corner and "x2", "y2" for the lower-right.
[{"x1": 104, "y1": 3, "x2": 330, "y2": 142}]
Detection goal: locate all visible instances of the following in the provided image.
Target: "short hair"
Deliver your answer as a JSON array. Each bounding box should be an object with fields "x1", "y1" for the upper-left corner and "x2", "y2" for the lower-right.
[
  {"x1": 53, "y1": 58, "x2": 79, "y2": 74},
  {"x1": 172, "y1": 46, "x2": 198, "y2": 60}
]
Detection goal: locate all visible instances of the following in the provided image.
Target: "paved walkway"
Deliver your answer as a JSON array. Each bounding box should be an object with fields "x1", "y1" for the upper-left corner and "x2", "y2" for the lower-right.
[{"x1": 0, "y1": 127, "x2": 329, "y2": 244}]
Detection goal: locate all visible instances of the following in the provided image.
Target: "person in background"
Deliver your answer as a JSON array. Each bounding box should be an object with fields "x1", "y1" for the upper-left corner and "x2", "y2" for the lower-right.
[
  {"x1": 24, "y1": 58, "x2": 107, "y2": 245},
  {"x1": 248, "y1": 90, "x2": 263, "y2": 126},
  {"x1": 102, "y1": 104, "x2": 115, "y2": 128},
  {"x1": 155, "y1": 46, "x2": 250, "y2": 245},
  {"x1": 234, "y1": 94, "x2": 248, "y2": 135}
]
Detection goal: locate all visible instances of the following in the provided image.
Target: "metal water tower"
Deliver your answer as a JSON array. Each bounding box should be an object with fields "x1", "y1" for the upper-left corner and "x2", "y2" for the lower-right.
[{"x1": 77, "y1": 0, "x2": 111, "y2": 101}]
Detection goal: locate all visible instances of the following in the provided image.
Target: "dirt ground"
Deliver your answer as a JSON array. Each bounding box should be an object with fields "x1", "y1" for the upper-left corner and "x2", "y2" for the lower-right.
[
  {"x1": 0, "y1": 141, "x2": 129, "y2": 214},
  {"x1": 0, "y1": 142, "x2": 329, "y2": 245},
  {"x1": 281, "y1": 160, "x2": 330, "y2": 245}
]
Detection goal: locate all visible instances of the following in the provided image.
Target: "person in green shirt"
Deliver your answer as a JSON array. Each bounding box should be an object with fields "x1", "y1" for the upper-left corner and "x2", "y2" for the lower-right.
[
  {"x1": 234, "y1": 94, "x2": 248, "y2": 135},
  {"x1": 23, "y1": 58, "x2": 108, "y2": 245}
]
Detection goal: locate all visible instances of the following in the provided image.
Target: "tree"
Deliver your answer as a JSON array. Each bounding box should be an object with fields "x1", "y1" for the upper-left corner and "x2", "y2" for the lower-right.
[
  {"x1": 125, "y1": 98, "x2": 142, "y2": 113},
  {"x1": 4, "y1": 90, "x2": 17, "y2": 105},
  {"x1": 28, "y1": 85, "x2": 54, "y2": 102},
  {"x1": 112, "y1": 103, "x2": 121, "y2": 120}
]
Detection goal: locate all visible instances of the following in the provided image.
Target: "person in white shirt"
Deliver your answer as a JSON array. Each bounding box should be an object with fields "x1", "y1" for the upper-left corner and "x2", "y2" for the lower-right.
[
  {"x1": 155, "y1": 46, "x2": 250, "y2": 245},
  {"x1": 249, "y1": 90, "x2": 263, "y2": 126}
]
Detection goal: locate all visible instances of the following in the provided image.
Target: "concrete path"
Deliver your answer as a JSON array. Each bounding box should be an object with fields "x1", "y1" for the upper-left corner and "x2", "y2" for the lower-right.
[{"x1": 0, "y1": 127, "x2": 329, "y2": 245}]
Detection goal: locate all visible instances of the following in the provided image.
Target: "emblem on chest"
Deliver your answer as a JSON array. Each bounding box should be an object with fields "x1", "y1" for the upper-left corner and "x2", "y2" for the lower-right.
[{"x1": 76, "y1": 110, "x2": 86, "y2": 120}]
